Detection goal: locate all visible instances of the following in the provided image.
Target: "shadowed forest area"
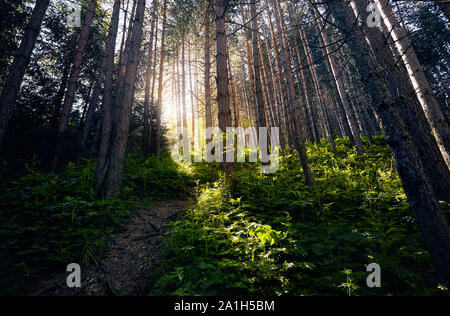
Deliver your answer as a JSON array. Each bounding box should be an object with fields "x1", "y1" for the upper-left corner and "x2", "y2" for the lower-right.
[{"x1": 0, "y1": 0, "x2": 449, "y2": 297}]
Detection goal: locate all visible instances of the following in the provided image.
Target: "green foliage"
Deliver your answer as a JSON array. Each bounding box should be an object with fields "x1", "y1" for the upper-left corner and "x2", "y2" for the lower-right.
[
  {"x1": 150, "y1": 136, "x2": 450, "y2": 296},
  {"x1": 0, "y1": 154, "x2": 194, "y2": 294},
  {"x1": 0, "y1": 159, "x2": 128, "y2": 293},
  {"x1": 122, "y1": 154, "x2": 194, "y2": 201}
]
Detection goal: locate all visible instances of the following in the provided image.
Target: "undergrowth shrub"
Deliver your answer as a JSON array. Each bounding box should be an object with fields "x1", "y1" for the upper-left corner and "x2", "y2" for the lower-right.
[
  {"x1": 150, "y1": 136, "x2": 450, "y2": 296},
  {"x1": 0, "y1": 154, "x2": 194, "y2": 294}
]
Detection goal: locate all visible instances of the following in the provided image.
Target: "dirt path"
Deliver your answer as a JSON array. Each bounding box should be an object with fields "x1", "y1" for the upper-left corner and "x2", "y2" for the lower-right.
[{"x1": 26, "y1": 200, "x2": 189, "y2": 296}]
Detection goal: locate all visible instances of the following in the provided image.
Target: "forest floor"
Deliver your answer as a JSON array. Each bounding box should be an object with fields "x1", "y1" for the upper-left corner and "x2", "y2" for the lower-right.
[{"x1": 23, "y1": 200, "x2": 189, "y2": 296}]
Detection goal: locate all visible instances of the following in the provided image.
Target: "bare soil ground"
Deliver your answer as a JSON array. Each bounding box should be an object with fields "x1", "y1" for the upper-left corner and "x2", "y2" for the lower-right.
[{"x1": 24, "y1": 200, "x2": 189, "y2": 296}]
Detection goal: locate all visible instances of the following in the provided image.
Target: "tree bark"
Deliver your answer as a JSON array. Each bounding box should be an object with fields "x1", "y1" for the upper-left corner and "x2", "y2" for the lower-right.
[
  {"x1": 215, "y1": 0, "x2": 234, "y2": 177},
  {"x1": 0, "y1": 0, "x2": 50, "y2": 151},
  {"x1": 156, "y1": 0, "x2": 167, "y2": 156},
  {"x1": 58, "y1": 0, "x2": 97, "y2": 134},
  {"x1": 204, "y1": 0, "x2": 212, "y2": 130},
  {"x1": 376, "y1": 0, "x2": 450, "y2": 168},
  {"x1": 95, "y1": 0, "x2": 121, "y2": 197},
  {"x1": 350, "y1": 0, "x2": 450, "y2": 201},
  {"x1": 250, "y1": 1, "x2": 267, "y2": 129},
  {"x1": 103, "y1": 0, "x2": 146, "y2": 198},
  {"x1": 313, "y1": 8, "x2": 364, "y2": 154},
  {"x1": 325, "y1": 0, "x2": 450, "y2": 286},
  {"x1": 271, "y1": 0, "x2": 313, "y2": 186},
  {"x1": 299, "y1": 28, "x2": 334, "y2": 147},
  {"x1": 143, "y1": 0, "x2": 158, "y2": 158}
]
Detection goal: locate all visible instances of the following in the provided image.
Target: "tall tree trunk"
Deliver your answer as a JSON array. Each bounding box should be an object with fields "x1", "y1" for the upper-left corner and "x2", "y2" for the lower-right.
[
  {"x1": 143, "y1": 0, "x2": 158, "y2": 158},
  {"x1": 376, "y1": 0, "x2": 450, "y2": 168},
  {"x1": 204, "y1": 0, "x2": 212, "y2": 130},
  {"x1": 0, "y1": 0, "x2": 50, "y2": 151},
  {"x1": 299, "y1": 28, "x2": 334, "y2": 147},
  {"x1": 114, "y1": 0, "x2": 136, "y2": 130},
  {"x1": 156, "y1": 0, "x2": 167, "y2": 156},
  {"x1": 271, "y1": 0, "x2": 313, "y2": 186},
  {"x1": 103, "y1": 0, "x2": 146, "y2": 198},
  {"x1": 95, "y1": 0, "x2": 121, "y2": 197},
  {"x1": 325, "y1": 0, "x2": 450, "y2": 286},
  {"x1": 258, "y1": 35, "x2": 277, "y2": 130},
  {"x1": 226, "y1": 40, "x2": 240, "y2": 128},
  {"x1": 215, "y1": 0, "x2": 234, "y2": 177},
  {"x1": 181, "y1": 36, "x2": 188, "y2": 134},
  {"x1": 81, "y1": 73, "x2": 102, "y2": 150},
  {"x1": 51, "y1": 59, "x2": 70, "y2": 129},
  {"x1": 293, "y1": 43, "x2": 318, "y2": 143},
  {"x1": 250, "y1": 1, "x2": 267, "y2": 128},
  {"x1": 189, "y1": 41, "x2": 195, "y2": 141},
  {"x1": 242, "y1": 8, "x2": 257, "y2": 126},
  {"x1": 58, "y1": 0, "x2": 98, "y2": 134},
  {"x1": 265, "y1": 24, "x2": 288, "y2": 146},
  {"x1": 313, "y1": 8, "x2": 364, "y2": 154}
]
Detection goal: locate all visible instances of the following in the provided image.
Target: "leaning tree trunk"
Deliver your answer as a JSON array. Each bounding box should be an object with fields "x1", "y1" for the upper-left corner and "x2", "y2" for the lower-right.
[
  {"x1": 58, "y1": 0, "x2": 97, "y2": 134},
  {"x1": 350, "y1": 0, "x2": 450, "y2": 201},
  {"x1": 299, "y1": 28, "x2": 334, "y2": 147},
  {"x1": 94, "y1": 0, "x2": 121, "y2": 197},
  {"x1": 271, "y1": 0, "x2": 313, "y2": 186},
  {"x1": 0, "y1": 0, "x2": 50, "y2": 151},
  {"x1": 375, "y1": 0, "x2": 450, "y2": 168},
  {"x1": 102, "y1": 0, "x2": 146, "y2": 198},
  {"x1": 325, "y1": 0, "x2": 450, "y2": 287},
  {"x1": 313, "y1": 8, "x2": 364, "y2": 155}
]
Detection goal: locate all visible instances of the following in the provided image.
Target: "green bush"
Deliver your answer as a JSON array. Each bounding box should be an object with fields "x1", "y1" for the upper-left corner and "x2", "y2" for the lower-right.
[{"x1": 150, "y1": 137, "x2": 450, "y2": 296}]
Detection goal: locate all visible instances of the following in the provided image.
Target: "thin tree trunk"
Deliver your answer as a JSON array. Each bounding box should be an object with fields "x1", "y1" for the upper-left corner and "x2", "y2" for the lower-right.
[
  {"x1": 226, "y1": 40, "x2": 240, "y2": 128},
  {"x1": 81, "y1": 74, "x2": 102, "y2": 150},
  {"x1": 258, "y1": 35, "x2": 277, "y2": 129},
  {"x1": 215, "y1": 0, "x2": 234, "y2": 177},
  {"x1": 189, "y1": 41, "x2": 195, "y2": 142},
  {"x1": 181, "y1": 36, "x2": 188, "y2": 134},
  {"x1": 58, "y1": 0, "x2": 97, "y2": 134},
  {"x1": 156, "y1": 0, "x2": 167, "y2": 156},
  {"x1": 299, "y1": 28, "x2": 334, "y2": 147},
  {"x1": 250, "y1": 1, "x2": 267, "y2": 128},
  {"x1": 95, "y1": 0, "x2": 121, "y2": 197},
  {"x1": 242, "y1": 8, "x2": 257, "y2": 125},
  {"x1": 0, "y1": 0, "x2": 50, "y2": 150},
  {"x1": 143, "y1": 0, "x2": 158, "y2": 158},
  {"x1": 271, "y1": 0, "x2": 313, "y2": 186},
  {"x1": 204, "y1": 0, "x2": 212, "y2": 130},
  {"x1": 267, "y1": 9, "x2": 294, "y2": 146},
  {"x1": 103, "y1": 0, "x2": 146, "y2": 198},
  {"x1": 51, "y1": 59, "x2": 70, "y2": 129},
  {"x1": 313, "y1": 8, "x2": 364, "y2": 154}
]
